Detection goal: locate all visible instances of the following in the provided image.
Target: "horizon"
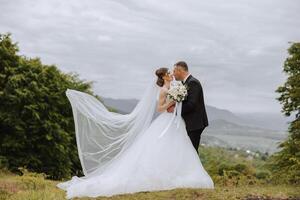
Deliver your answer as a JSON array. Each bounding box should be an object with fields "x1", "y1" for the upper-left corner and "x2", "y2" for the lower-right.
[{"x1": 1, "y1": 0, "x2": 299, "y2": 114}]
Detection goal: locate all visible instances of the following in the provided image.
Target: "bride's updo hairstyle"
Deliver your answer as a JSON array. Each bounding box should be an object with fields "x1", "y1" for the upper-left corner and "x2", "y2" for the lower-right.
[{"x1": 155, "y1": 67, "x2": 168, "y2": 87}]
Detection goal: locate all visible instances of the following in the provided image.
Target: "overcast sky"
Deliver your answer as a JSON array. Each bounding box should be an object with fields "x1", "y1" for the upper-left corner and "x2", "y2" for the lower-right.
[{"x1": 1, "y1": 0, "x2": 299, "y2": 113}]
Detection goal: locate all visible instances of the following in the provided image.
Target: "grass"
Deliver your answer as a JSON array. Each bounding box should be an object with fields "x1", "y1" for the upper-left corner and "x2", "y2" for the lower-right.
[
  {"x1": 1, "y1": 146, "x2": 299, "y2": 199},
  {"x1": 0, "y1": 169, "x2": 299, "y2": 200}
]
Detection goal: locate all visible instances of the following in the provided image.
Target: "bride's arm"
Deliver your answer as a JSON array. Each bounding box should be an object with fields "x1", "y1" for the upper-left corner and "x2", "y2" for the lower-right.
[{"x1": 157, "y1": 89, "x2": 175, "y2": 112}]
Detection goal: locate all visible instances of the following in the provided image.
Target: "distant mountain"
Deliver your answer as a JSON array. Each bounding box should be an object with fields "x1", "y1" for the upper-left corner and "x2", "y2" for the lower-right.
[
  {"x1": 206, "y1": 105, "x2": 291, "y2": 131},
  {"x1": 206, "y1": 105, "x2": 243, "y2": 123},
  {"x1": 102, "y1": 97, "x2": 290, "y2": 130},
  {"x1": 202, "y1": 119, "x2": 286, "y2": 154},
  {"x1": 101, "y1": 97, "x2": 289, "y2": 153},
  {"x1": 235, "y1": 112, "x2": 292, "y2": 131}
]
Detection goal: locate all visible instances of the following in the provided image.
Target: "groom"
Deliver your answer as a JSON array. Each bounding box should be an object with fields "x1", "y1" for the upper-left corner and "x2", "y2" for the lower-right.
[{"x1": 168, "y1": 61, "x2": 209, "y2": 153}]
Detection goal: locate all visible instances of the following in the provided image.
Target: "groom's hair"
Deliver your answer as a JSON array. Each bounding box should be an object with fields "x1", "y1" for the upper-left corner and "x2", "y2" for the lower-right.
[{"x1": 174, "y1": 61, "x2": 188, "y2": 71}]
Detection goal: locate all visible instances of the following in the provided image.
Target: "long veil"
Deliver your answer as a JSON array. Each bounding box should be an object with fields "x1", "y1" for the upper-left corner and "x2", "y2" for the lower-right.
[{"x1": 58, "y1": 76, "x2": 159, "y2": 186}]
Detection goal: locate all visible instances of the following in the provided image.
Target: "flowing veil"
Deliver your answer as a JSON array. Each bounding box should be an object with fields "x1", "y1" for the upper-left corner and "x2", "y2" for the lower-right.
[{"x1": 57, "y1": 76, "x2": 159, "y2": 189}]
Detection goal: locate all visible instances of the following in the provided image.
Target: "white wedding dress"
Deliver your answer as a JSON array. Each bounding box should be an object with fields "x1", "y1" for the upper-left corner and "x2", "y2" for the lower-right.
[{"x1": 56, "y1": 78, "x2": 214, "y2": 199}]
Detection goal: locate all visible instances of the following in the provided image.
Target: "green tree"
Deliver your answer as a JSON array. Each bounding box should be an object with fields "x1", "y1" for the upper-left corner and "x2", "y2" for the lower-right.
[
  {"x1": 0, "y1": 33, "x2": 98, "y2": 179},
  {"x1": 268, "y1": 42, "x2": 300, "y2": 184}
]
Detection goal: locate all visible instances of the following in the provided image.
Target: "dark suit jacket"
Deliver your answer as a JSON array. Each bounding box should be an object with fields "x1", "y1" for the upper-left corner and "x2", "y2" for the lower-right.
[{"x1": 181, "y1": 75, "x2": 209, "y2": 131}]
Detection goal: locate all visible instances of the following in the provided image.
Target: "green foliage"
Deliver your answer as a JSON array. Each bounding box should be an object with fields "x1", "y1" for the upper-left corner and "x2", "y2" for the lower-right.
[
  {"x1": 0, "y1": 33, "x2": 98, "y2": 179},
  {"x1": 276, "y1": 42, "x2": 300, "y2": 117},
  {"x1": 199, "y1": 146, "x2": 270, "y2": 186},
  {"x1": 267, "y1": 42, "x2": 300, "y2": 184}
]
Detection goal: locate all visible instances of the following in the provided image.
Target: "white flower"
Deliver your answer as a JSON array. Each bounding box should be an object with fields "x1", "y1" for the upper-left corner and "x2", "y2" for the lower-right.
[{"x1": 166, "y1": 82, "x2": 188, "y2": 103}]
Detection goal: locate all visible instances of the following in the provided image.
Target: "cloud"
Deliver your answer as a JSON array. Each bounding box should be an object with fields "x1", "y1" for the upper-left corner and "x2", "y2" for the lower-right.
[{"x1": 0, "y1": 0, "x2": 299, "y2": 113}]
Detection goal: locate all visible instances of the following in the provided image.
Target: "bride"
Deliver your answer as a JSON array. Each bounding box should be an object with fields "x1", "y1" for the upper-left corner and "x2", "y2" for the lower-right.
[{"x1": 56, "y1": 67, "x2": 214, "y2": 199}]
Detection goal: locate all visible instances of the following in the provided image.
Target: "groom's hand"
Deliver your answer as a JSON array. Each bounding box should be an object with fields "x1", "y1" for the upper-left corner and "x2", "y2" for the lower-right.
[{"x1": 167, "y1": 105, "x2": 175, "y2": 113}]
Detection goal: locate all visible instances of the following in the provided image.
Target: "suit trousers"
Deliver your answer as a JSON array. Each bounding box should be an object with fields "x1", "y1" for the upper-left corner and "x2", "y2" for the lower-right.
[{"x1": 187, "y1": 127, "x2": 205, "y2": 153}]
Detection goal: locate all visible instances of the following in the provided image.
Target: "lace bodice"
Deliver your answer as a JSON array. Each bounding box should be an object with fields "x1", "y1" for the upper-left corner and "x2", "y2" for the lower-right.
[{"x1": 160, "y1": 87, "x2": 172, "y2": 104}]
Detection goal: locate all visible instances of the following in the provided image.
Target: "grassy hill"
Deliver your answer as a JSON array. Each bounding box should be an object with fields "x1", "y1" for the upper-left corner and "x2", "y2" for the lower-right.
[
  {"x1": 0, "y1": 171, "x2": 299, "y2": 200},
  {"x1": 1, "y1": 146, "x2": 299, "y2": 200}
]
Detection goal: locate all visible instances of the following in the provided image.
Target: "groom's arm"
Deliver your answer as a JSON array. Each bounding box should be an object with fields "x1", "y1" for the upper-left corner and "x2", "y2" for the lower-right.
[{"x1": 182, "y1": 81, "x2": 201, "y2": 114}]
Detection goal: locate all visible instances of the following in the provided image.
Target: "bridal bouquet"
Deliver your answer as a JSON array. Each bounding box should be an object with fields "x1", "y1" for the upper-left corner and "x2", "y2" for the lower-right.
[{"x1": 167, "y1": 82, "x2": 188, "y2": 103}]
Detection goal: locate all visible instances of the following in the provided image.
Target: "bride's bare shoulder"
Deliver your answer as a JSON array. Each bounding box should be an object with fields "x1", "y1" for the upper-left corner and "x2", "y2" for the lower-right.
[
  {"x1": 159, "y1": 87, "x2": 168, "y2": 94},
  {"x1": 158, "y1": 87, "x2": 168, "y2": 99}
]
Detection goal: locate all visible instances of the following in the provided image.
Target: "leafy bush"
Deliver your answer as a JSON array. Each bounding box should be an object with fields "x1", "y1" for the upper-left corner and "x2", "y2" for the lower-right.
[
  {"x1": 0, "y1": 33, "x2": 98, "y2": 180},
  {"x1": 199, "y1": 146, "x2": 270, "y2": 186},
  {"x1": 267, "y1": 42, "x2": 300, "y2": 185}
]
